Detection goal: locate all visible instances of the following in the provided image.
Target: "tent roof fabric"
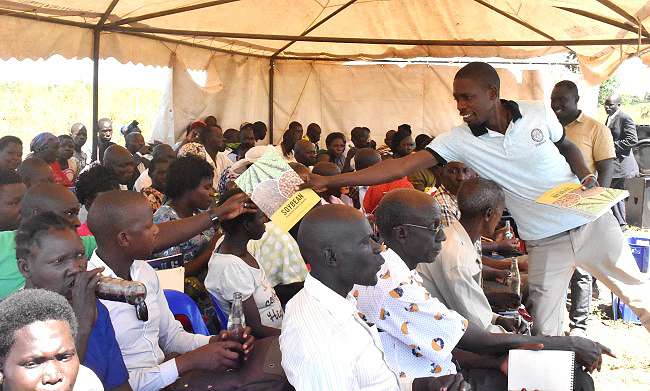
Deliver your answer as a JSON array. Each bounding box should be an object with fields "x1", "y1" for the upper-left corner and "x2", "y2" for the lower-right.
[{"x1": 1, "y1": 0, "x2": 650, "y2": 83}]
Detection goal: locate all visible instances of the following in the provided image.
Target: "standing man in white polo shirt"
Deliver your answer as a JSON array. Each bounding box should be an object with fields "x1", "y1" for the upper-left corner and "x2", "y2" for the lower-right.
[
  {"x1": 300, "y1": 62, "x2": 650, "y2": 336},
  {"x1": 551, "y1": 80, "x2": 616, "y2": 337}
]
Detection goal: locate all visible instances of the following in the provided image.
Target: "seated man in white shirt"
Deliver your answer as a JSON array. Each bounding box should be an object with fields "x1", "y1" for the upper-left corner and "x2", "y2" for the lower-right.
[
  {"x1": 417, "y1": 177, "x2": 521, "y2": 333},
  {"x1": 280, "y1": 203, "x2": 471, "y2": 391},
  {"x1": 357, "y1": 188, "x2": 611, "y2": 390},
  {"x1": 86, "y1": 190, "x2": 256, "y2": 391}
]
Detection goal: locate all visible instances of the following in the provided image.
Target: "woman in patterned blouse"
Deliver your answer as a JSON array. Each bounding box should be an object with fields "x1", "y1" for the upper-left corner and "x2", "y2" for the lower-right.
[{"x1": 151, "y1": 155, "x2": 219, "y2": 279}]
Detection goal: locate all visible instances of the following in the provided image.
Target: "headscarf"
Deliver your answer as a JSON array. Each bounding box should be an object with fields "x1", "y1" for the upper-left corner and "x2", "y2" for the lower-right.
[
  {"x1": 30, "y1": 132, "x2": 58, "y2": 152},
  {"x1": 177, "y1": 142, "x2": 208, "y2": 161}
]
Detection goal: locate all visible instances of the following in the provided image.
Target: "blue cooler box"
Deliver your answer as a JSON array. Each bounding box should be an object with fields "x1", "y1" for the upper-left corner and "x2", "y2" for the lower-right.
[
  {"x1": 628, "y1": 236, "x2": 650, "y2": 273},
  {"x1": 615, "y1": 297, "x2": 641, "y2": 324},
  {"x1": 612, "y1": 272, "x2": 649, "y2": 323}
]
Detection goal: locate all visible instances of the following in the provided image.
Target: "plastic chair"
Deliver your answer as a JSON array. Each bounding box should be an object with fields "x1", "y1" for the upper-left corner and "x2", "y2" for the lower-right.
[
  {"x1": 163, "y1": 289, "x2": 210, "y2": 336},
  {"x1": 208, "y1": 292, "x2": 230, "y2": 331}
]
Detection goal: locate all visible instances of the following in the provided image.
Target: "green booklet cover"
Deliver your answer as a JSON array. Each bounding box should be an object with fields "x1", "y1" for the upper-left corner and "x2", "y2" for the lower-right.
[{"x1": 235, "y1": 148, "x2": 320, "y2": 231}]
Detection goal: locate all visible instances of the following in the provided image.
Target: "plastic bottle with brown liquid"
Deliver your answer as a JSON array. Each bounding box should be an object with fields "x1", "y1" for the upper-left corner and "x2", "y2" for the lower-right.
[{"x1": 96, "y1": 276, "x2": 148, "y2": 321}]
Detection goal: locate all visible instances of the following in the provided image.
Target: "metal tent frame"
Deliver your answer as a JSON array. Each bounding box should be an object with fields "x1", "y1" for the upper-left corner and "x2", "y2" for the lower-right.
[{"x1": 2, "y1": 0, "x2": 648, "y2": 156}]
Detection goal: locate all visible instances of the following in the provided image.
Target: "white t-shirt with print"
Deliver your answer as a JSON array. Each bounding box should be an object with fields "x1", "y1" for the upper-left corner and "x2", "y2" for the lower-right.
[{"x1": 205, "y1": 252, "x2": 284, "y2": 329}]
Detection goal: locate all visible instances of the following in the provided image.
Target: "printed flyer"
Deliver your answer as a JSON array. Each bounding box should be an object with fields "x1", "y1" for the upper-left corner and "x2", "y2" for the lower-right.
[
  {"x1": 536, "y1": 183, "x2": 628, "y2": 220},
  {"x1": 235, "y1": 148, "x2": 320, "y2": 231}
]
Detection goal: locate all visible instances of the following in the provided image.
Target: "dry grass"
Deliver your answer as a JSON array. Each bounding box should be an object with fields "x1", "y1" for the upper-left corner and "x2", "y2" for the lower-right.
[{"x1": 577, "y1": 282, "x2": 650, "y2": 390}]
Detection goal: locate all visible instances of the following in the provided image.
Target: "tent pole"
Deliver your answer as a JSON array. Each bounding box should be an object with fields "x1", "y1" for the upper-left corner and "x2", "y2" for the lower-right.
[
  {"x1": 92, "y1": 28, "x2": 100, "y2": 161},
  {"x1": 269, "y1": 58, "x2": 275, "y2": 145},
  {"x1": 104, "y1": 26, "x2": 650, "y2": 47}
]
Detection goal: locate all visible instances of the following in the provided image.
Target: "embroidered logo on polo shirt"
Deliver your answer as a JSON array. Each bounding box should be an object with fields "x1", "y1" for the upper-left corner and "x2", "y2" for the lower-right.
[{"x1": 531, "y1": 128, "x2": 544, "y2": 142}]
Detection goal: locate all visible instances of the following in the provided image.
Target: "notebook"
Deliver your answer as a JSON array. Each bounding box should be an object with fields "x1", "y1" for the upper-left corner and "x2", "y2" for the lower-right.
[
  {"x1": 147, "y1": 253, "x2": 183, "y2": 270},
  {"x1": 507, "y1": 350, "x2": 575, "y2": 391}
]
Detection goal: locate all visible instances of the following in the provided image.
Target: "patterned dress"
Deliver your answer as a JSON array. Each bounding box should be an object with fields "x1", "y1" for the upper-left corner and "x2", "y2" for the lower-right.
[{"x1": 152, "y1": 204, "x2": 215, "y2": 265}]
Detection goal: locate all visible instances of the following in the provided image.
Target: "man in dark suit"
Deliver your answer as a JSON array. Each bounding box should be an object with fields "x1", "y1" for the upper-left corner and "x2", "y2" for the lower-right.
[{"x1": 605, "y1": 93, "x2": 639, "y2": 230}]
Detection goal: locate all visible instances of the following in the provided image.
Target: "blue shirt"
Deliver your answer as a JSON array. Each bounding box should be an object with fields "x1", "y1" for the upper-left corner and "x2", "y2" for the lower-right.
[{"x1": 84, "y1": 300, "x2": 129, "y2": 389}]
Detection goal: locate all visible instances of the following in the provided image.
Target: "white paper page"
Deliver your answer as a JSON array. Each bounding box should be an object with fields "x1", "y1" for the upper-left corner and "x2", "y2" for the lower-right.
[
  {"x1": 155, "y1": 267, "x2": 185, "y2": 292},
  {"x1": 508, "y1": 350, "x2": 574, "y2": 391}
]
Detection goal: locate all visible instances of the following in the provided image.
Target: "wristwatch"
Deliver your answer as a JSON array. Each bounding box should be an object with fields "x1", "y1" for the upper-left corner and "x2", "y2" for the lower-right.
[{"x1": 209, "y1": 209, "x2": 219, "y2": 225}]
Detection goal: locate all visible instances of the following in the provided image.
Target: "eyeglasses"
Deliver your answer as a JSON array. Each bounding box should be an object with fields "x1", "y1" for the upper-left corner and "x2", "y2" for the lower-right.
[{"x1": 393, "y1": 223, "x2": 443, "y2": 237}]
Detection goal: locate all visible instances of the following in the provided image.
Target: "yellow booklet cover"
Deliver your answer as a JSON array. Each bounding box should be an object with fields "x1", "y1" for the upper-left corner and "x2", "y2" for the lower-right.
[
  {"x1": 235, "y1": 148, "x2": 320, "y2": 231},
  {"x1": 536, "y1": 183, "x2": 628, "y2": 220}
]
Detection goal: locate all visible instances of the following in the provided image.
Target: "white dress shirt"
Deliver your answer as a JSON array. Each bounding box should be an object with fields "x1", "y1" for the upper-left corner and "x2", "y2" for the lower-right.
[
  {"x1": 354, "y1": 249, "x2": 467, "y2": 379},
  {"x1": 416, "y1": 221, "x2": 506, "y2": 333},
  {"x1": 134, "y1": 169, "x2": 152, "y2": 192},
  {"x1": 208, "y1": 152, "x2": 233, "y2": 190},
  {"x1": 88, "y1": 251, "x2": 211, "y2": 391},
  {"x1": 280, "y1": 273, "x2": 412, "y2": 391}
]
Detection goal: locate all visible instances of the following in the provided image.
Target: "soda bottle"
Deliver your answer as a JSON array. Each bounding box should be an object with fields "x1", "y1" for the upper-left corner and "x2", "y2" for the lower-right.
[
  {"x1": 227, "y1": 292, "x2": 246, "y2": 367},
  {"x1": 504, "y1": 220, "x2": 514, "y2": 240},
  {"x1": 507, "y1": 257, "x2": 521, "y2": 298},
  {"x1": 96, "y1": 276, "x2": 148, "y2": 321}
]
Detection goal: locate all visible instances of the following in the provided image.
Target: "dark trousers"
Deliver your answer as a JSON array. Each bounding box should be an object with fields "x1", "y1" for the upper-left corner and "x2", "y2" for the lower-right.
[
  {"x1": 611, "y1": 177, "x2": 627, "y2": 229},
  {"x1": 569, "y1": 268, "x2": 592, "y2": 331}
]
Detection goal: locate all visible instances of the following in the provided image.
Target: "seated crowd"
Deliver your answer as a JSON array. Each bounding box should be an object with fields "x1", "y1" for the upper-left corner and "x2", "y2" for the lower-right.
[{"x1": 2, "y1": 61, "x2": 649, "y2": 391}]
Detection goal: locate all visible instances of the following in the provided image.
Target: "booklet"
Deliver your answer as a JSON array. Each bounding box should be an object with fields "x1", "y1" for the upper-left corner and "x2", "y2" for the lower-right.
[
  {"x1": 536, "y1": 183, "x2": 628, "y2": 220},
  {"x1": 508, "y1": 350, "x2": 575, "y2": 391},
  {"x1": 147, "y1": 253, "x2": 184, "y2": 270},
  {"x1": 235, "y1": 147, "x2": 320, "y2": 232}
]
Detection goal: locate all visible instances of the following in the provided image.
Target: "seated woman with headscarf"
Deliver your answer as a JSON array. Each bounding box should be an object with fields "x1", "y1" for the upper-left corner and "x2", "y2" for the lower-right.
[{"x1": 30, "y1": 132, "x2": 73, "y2": 187}]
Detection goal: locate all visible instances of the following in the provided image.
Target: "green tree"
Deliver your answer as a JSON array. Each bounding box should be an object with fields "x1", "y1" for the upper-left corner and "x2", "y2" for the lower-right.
[{"x1": 598, "y1": 75, "x2": 620, "y2": 105}]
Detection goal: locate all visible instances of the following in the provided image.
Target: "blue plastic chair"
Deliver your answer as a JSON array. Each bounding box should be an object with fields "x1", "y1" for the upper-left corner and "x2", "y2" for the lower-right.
[
  {"x1": 208, "y1": 292, "x2": 230, "y2": 331},
  {"x1": 163, "y1": 289, "x2": 210, "y2": 336}
]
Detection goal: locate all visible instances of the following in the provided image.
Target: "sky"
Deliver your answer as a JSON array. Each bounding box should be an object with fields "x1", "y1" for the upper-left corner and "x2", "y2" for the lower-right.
[{"x1": 0, "y1": 53, "x2": 649, "y2": 95}]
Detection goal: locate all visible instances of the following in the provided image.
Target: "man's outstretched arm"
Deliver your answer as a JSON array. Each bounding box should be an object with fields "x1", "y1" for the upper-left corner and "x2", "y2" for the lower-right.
[
  {"x1": 554, "y1": 137, "x2": 596, "y2": 187},
  {"x1": 301, "y1": 150, "x2": 438, "y2": 191}
]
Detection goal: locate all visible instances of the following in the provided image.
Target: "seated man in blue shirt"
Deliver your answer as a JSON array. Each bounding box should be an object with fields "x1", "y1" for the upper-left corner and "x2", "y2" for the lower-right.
[{"x1": 15, "y1": 211, "x2": 131, "y2": 391}]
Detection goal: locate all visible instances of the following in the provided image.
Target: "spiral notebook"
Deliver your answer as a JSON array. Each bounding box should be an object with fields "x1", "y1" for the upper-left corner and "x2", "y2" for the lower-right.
[{"x1": 507, "y1": 350, "x2": 575, "y2": 391}]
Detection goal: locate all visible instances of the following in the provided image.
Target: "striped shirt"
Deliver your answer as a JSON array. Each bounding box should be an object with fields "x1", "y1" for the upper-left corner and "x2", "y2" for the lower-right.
[
  {"x1": 280, "y1": 273, "x2": 412, "y2": 391},
  {"x1": 432, "y1": 185, "x2": 460, "y2": 227}
]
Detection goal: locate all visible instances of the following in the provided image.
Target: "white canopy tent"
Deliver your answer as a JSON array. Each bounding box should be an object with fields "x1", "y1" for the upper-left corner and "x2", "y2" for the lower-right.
[{"x1": 1, "y1": 0, "x2": 649, "y2": 152}]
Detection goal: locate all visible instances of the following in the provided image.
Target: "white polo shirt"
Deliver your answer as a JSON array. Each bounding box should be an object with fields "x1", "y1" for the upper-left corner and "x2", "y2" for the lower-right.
[{"x1": 426, "y1": 100, "x2": 589, "y2": 240}]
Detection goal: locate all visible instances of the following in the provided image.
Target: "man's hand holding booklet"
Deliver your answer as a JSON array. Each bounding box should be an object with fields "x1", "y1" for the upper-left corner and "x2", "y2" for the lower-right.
[{"x1": 536, "y1": 183, "x2": 628, "y2": 220}]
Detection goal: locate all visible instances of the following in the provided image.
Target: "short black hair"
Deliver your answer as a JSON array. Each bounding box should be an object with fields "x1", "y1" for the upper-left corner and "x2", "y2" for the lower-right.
[
  {"x1": 75, "y1": 165, "x2": 120, "y2": 207},
  {"x1": 217, "y1": 187, "x2": 256, "y2": 233},
  {"x1": 0, "y1": 168, "x2": 23, "y2": 186},
  {"x1": 15, "y1": 211, "x2": 76, "y2": 261},
  {"x1": 554, "y1": 80, "x2": 579, "y2": 96},
  {"x1": 351, "y1": 126, "x2": 367, "y2": 138},
  {"x1": 148, "y1": 157, "x2": 170, "y2": 177},
  {"x1": 414, "y1": 134, "x2": 433, "y2": 151},
  {"x1": 391, "y1": 127, "x2": 413, "y2": 151},
  {"x1": 325, "y1": 132, "x2": 346, "y2": 147},
  {"x1": 288, "y1": 121, "x2": 302, "y2": 131},
  {"x1": 0, "y1": 135, "x2": 22, "y2": 151},
  {"x1": 0, "y1": 288, "x2": 78, "y2": 358},
  {"x1": 455, "y1": 62, "x2": 501, "y2": 94},
  {"x1": 252, "y1": 121, "x2": 267, "y2": 140},
  {"x1": 223, "y1": 128, "x2": 239, "y2": 142},
  {"x1": 397, "y1": 124, "x2": 412, "y2": 134},
  {"x1": 58, "y1": 135, "x2": 73, "y2": 143},
  {"x1": 197, "y1": 126, "x2": 212, "y2": 146},
  {"x1": 165, "y1": 155, "x2": 214, "y2": 199}
]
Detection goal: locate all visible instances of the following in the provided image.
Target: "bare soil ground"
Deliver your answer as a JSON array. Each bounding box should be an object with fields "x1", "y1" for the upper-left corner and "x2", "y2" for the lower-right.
[{"x1": 576, "y1": 282, "x2": 650, "y2": 390}]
